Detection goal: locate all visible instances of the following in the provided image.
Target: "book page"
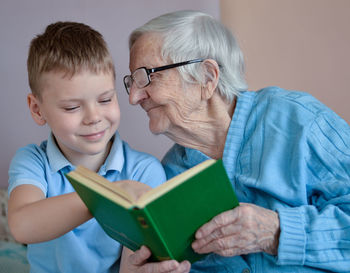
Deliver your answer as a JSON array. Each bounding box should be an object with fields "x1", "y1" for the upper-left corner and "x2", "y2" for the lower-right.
[
  {"x1": 74, "y1": 166, "x2": 134, "y2": 203},
  {"x1": 136, "y1": 159, "x2": 216, "y2": 207}
]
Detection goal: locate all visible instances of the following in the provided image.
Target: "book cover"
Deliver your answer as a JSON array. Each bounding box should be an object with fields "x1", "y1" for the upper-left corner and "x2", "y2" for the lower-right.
[{"x1": 65, "y1": 159, "x2": 239, "y2": 263}]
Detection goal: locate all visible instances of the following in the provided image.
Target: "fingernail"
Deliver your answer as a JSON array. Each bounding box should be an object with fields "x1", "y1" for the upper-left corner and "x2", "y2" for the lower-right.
[
  {"x1": 180, "y1": 261, "x2": 191, "y2": 271},
  {"x1": 169, "y1": 260, "x2": 178, "y2": 270}
]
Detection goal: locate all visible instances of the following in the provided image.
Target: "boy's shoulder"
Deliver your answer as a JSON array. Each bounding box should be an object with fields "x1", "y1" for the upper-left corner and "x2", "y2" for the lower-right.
[
  {"x1": 117, "y1": 139, "x2": 166, "y2": 187},
  {"x1": 12, "y1": 140, "x2": 49, "y2": 165},
  {"x1": 8, "y1": 140, "x2": 51, "y2": 195},
  {"x1": 107, "y1": 134, "x2": 162, "y2": 172},
  {"x1": 121, "y1": 140, "x2": 161, "y2": 166}
]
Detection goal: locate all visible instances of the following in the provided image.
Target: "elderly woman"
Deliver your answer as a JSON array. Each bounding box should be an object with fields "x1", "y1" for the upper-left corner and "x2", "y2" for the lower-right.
[{"x1": 122, "y1": 10, "x2": 350, "y2": 273}]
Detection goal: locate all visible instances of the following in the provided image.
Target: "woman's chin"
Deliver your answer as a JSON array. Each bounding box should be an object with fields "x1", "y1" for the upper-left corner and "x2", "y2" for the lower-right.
[
  {"x1": 148, "y1": 119, "x2": 168, "y2": 135},
  {"x1": 149, "y1": 124, "x2": 163, "y2": 135}
]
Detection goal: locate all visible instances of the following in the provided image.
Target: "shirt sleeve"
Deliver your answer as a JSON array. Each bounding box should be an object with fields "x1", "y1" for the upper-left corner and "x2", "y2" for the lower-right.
[
  {"x1": 8, "y1": 144, "x2": 48, "y2": 196},
  {"x1": 276, "y1": 111, "x2": 350, "y2": 272}
]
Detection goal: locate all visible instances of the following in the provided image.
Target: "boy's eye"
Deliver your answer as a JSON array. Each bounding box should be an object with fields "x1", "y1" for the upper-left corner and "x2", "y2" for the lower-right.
[
  {"x1": 63, "y1": 106, "x2": 80, "y2": 112},
  {"x1": 99, "y1": 97, "x2": 112, "y2": 104}
]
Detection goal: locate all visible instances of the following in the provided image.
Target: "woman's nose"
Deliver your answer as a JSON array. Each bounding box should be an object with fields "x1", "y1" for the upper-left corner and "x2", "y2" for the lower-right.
[{"x1": 129, "y1": 85, "x2": 148, "y2": 105}]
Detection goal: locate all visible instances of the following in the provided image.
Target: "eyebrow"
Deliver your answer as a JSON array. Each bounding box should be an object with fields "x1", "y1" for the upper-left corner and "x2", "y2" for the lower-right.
[
  {"x1": 58, "y1": 89, "x2": 116, "y2": 103},
  {"x1": 99, "y1": 89, "x2": 116, "y2": 96}
]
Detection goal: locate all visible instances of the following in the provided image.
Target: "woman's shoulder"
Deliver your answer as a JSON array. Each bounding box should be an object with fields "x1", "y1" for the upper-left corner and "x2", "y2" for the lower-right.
[
  {"x1": 255, "y1": 86, "x2": 314, "y2": 102},
  {"x1": 253, "y1": 86, "x2": 334, "y2": 118}
]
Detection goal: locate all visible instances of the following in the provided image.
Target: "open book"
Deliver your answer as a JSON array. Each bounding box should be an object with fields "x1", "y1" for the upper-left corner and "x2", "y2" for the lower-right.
[{"x1": 65, "y1": 159, "x2": 239, "y2": 263}]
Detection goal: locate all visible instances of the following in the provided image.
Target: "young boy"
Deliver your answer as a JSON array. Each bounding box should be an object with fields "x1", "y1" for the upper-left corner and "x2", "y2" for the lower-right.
[{"x1": 7, "y1": 21, "x2": 166, "y2": 273}]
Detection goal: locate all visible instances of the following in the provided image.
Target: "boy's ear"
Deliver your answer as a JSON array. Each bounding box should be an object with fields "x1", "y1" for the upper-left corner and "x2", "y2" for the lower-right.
[
  {"x1": 27, "y1": 93, "x2": 46, "y2": 126},
  {"x1": 200, "y1": 59, "x2": 220, "y2": 100}
]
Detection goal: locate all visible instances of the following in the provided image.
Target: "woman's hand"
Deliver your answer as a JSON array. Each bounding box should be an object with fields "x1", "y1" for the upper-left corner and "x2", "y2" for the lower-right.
[
  {"x1": 126, "y1": 246, "x2": 191, "y2": 273},
  {"x1": 192, "y1": 203, "x2": 280, "y2": 257}
]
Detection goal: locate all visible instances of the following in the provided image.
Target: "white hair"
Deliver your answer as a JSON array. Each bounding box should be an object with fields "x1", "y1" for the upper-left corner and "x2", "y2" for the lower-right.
[{"x1": 128, "y1": 10, "x2": 248, "y2": 102}]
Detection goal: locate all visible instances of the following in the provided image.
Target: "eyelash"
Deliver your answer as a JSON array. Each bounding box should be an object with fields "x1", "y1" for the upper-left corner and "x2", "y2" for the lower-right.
[
  {"x1": 99, "y1": 98, "x2": 112, "y2": 104},
  {"x1": 62, "y1": 97, "x2": 113, "y2": 112},
  {"x1": 63, "y1": 106, "x2": 80, "y2": 112}
]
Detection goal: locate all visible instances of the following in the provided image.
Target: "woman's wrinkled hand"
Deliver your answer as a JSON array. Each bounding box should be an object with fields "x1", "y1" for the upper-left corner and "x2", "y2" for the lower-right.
[{"x1": 192, "y1": 203, "x2": 280, "y2": 257}]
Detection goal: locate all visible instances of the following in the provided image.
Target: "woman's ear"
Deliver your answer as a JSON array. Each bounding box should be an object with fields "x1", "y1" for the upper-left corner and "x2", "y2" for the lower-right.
[
  {"x1": 27, "y1": 93, "x2": 46, "y2": 126},
  {"x1": 200, "y1": 59, "x2": 220, "y2": 100}
]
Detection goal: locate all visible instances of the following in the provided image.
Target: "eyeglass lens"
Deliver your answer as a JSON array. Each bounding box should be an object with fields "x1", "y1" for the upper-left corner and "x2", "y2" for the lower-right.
[
  {"x1": 132, "y1": 68, "x2": 149, "y2": 88},
  {"x1": 124, "y1": 68, "x2": 149, "y2": 94},
  {"x1": 124, "y1": 59, "x2": 204, "y2": 95}
]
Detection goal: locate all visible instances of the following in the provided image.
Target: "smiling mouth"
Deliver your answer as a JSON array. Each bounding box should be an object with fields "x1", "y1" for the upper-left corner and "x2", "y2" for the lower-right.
[
  {"x1": 143, "y1": 105, "x2": 158, "y2": 113},
  {"x1": 141, "y1": 102, "x2": 156, "y2": 113},
  {"x1": 80, "y1": 130, "x2": 106, "y2": 141}
]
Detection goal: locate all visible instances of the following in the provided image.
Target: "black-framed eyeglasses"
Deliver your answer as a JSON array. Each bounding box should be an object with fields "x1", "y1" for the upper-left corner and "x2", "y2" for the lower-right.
[{"x1": 123, "y1": 58, "x2": 204, "y2": 95}]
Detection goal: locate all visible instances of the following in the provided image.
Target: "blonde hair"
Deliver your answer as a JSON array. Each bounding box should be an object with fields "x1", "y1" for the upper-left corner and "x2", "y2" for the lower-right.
[{"x1": 27, "y1": 21, "x2": 115, "y2": 98}]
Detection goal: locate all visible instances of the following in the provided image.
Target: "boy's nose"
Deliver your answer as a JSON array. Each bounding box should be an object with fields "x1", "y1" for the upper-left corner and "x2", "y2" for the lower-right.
[
  {"x1": 129, "y1": 85, "x2": 149, "y2": 105},
  {"x1": 83, "y1": 105, "x2": 101, "y2": 125}
]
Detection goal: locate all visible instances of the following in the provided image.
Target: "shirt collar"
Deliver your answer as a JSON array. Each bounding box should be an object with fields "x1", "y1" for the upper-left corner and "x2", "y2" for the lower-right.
[
  {"x1": 46, "y1": 132, "x2": 124, "y2": 175},
  {"x1": 47, "y1": 133, "x2": 72, "y2": 173},
  {"x1": 98, "y1": 132, "x2": 124, "y2": 175},
  {"x1": 183, "y1": 146, "x2": 210, "y2": 167}
]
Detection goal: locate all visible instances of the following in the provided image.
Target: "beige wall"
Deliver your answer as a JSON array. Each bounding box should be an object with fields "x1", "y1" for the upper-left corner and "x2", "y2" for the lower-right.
[{"x1": 221, "y1": 0, "x2": 350, "y2": 123}]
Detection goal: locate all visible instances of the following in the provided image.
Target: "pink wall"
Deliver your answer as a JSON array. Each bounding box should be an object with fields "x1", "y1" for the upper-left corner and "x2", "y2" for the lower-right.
[
  {"x1": 221, "y1": 0, "x2": 350, "y2": 123},
  {"x1": 0, "y1": 1, "x2": 220, "y2": 188}
]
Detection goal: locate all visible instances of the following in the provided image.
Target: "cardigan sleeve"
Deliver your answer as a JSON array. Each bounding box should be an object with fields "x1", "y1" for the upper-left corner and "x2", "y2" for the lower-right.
[{"x1": 276, "y1": 111, "x2": 350, "y2": 272}]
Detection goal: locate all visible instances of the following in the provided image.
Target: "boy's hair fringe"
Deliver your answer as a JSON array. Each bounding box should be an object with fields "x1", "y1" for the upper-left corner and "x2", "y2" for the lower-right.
[{"x1": 27, "y1": 21, "x2": 115, "y2": 98}]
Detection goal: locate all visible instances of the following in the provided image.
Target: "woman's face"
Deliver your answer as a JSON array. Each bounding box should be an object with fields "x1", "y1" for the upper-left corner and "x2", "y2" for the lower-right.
[{"x1": 128, "y1": 33, "x2": 202, "y2": 135}]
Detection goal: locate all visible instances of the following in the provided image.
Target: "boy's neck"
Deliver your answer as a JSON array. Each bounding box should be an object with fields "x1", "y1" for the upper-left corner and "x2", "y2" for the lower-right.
[
  {"x1": 54, "y1": 136, "x2": 113, "y2": 172},
  {"x1": 75, "y1": 142, "x2": 112, "y2": 172}
]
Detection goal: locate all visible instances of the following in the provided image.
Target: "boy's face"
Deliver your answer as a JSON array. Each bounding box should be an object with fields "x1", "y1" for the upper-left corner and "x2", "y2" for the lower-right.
[{"x1": 29, "y1": 70, "x2": 120, "y2": 163}]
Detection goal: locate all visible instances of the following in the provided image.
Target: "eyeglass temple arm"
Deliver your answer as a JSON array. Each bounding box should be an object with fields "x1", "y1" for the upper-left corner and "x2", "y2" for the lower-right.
[{"x1": 148, "y1": 58, "x2": 205, "y2": 74}]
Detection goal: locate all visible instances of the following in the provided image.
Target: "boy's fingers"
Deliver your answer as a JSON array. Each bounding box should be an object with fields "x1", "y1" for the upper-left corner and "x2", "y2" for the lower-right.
[
  {"x1": 129, "y1": 246, "x2": 190, "y2": 273},
  {"x1": 145, "y1": 260, "x2": 179, "y2": 273},
  {"x1": 142, "y1": 259, "x2": 190, "y2": 273},
  {"x1": 129, "y1": 245, "x2": 151, "y2": 266}
]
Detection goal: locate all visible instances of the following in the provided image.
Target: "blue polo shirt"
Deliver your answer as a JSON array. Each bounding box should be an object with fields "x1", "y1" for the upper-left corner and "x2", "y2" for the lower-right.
[{"x1": 8, "y1": 132, "x2": 166, "y2": 273}]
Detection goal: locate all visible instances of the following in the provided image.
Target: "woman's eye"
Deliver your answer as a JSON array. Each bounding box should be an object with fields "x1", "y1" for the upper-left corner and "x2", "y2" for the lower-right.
[{"x1": 149, "y1": 73, "x2": 161, "y2": 83}]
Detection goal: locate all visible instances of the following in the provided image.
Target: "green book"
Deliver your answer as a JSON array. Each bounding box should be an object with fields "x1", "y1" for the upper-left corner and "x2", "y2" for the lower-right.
[{"x1": 65, "y1": 159, "x2": 239, "y2": 263}]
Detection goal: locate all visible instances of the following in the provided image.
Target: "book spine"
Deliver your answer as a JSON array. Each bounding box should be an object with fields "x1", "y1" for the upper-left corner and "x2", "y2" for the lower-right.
[{"x1": 131, "y1": 208, "x2": 174, "y2": 261}]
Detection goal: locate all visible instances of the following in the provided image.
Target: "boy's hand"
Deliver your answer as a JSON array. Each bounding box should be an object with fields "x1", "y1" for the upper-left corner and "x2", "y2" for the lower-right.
[
  {"x1": 112, "y1": 180, "x2": 152, "y2": 202},
  {"x1": 127, "y1": 246, "x2": 191, "y2": 273}
]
